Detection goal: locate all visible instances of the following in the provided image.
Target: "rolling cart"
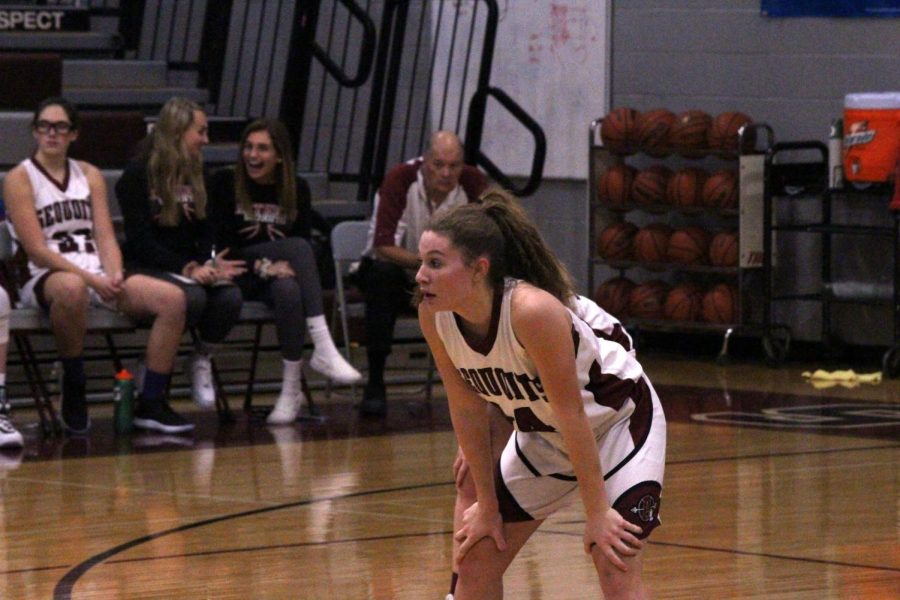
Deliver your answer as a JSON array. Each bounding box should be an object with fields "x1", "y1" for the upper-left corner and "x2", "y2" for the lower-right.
[{"x1": 762, "y1": 140, "x2": 900, "y2": 377}]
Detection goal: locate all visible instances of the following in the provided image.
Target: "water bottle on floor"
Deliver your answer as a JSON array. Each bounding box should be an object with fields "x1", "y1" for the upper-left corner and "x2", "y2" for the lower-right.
[{"x1": 114, "y1": 369, "x2": 135, "y2": 435}]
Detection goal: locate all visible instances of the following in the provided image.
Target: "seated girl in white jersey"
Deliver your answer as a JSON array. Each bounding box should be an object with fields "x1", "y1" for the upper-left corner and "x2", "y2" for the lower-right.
[
  {"x1": 416, "y1": 189, "x2": 666, "y2": 600},
  {"x1": 3, "y1": 97, "x2": 192, "y2": 435}
]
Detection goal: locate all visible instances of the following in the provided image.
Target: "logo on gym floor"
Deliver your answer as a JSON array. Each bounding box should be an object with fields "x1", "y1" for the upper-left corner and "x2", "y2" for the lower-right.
[{"x1": 691, "y1": 403, "x2": 900, "y2": 429}]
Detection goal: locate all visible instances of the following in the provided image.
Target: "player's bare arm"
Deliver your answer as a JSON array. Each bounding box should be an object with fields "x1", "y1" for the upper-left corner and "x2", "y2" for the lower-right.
[
  {"x1": 4, "y1": 167, "x2": 94, "y2": 280},
  {"x1": 419, "y1": 303, "x2": 507, "y2": 564},
  {"x1": 82, "y1": 162, "x2": 124, "y2": 293},
  {"x1": 511, "y1": 286, "x2": 643, "y2": 571}
]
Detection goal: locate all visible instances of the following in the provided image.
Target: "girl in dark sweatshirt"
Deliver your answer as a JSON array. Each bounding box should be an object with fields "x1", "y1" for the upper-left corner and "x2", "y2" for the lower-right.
[{"x1": 209, "y1": 119, "x2": 360, "y2": 424}]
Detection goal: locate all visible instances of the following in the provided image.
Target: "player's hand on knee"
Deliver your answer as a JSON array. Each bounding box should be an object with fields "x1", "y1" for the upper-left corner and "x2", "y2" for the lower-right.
[
  {"x1": 454, "y1": 501, "x2": 507, "y2": 567},
  {"x1": 584, "y1": 507, "x2": 644, "y2": 572}
]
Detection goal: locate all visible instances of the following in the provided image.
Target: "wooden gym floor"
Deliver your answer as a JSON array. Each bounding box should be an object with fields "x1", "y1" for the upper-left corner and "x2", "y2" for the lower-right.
[{"x1": 0, "y1": 347, "x2": 897, "y2": 599}]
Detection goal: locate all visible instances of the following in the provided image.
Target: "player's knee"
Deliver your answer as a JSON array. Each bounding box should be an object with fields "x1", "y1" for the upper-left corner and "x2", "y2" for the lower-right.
[
  {"x1": 48, "y1": 273, "x2": 89, "y2": 309},
  {"x1": 456, "y1": 544, "x2": 503, "y2": 587},
  {"x1": 153, "y1": 282, "x2": 187, "y2": 319},
  {"x1": 593, "y1": 550, "x2": 643, "y2": 599}
]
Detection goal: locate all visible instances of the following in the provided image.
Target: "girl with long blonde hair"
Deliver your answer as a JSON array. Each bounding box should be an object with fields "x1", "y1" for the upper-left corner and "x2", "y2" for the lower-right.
[{"x1": 117, "y1": 97, "x2": 246, "y2": 412}]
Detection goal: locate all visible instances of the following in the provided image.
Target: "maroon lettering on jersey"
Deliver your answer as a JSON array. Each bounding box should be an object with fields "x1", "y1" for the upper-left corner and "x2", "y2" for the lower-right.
[
  {"x1": 497, "y1": 369, "x2": 525, "y2": 400},
  {"x1": 477, "y1": 367, "x2": 502, "y2": 395}
]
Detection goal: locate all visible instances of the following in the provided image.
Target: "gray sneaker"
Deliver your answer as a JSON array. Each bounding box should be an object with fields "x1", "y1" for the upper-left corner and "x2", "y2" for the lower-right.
[
  {"x1": 0, "y1": 387, "x2": 23, "y2": 448},
  {"x1": 186, "y1": 353, "x2": 216, "y2": 409}
]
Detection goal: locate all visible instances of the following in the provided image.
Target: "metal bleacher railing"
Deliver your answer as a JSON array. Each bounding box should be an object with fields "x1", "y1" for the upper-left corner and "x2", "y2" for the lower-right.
[{"x1": 116, "y1": 0, "x2": 545, "y2": 200}]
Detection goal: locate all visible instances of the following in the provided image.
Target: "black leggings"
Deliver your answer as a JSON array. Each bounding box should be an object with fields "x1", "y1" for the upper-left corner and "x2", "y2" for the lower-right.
[
  {"x1": 357, "y1": 258, "x2": 416, "y2": 357},
  {"x1": 133, "y1": 269, "x2": 243, "y2": 345},
  {"x1": 235, "y1": 237, "x2": 325, "y2": 361}
]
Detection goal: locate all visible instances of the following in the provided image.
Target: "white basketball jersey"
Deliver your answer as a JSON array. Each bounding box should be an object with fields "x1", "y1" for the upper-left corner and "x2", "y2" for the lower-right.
[
  {"x1": 11, "y1": 158, "x2": 102, "y2": 279},
  {"x1": 436, "y1": 279, "x2": 654, "y2": 452},
  {"x1": 571, "y1": 294, "x2": 634, "y2": 354}
]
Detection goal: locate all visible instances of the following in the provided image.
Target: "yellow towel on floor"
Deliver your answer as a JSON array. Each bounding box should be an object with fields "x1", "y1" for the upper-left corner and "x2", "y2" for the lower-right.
[{"x1": 801, "y1": 369, "x2": 882, "y2": 389}]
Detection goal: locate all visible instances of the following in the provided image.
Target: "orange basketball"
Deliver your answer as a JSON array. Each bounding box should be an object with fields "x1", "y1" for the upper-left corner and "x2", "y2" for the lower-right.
[
  {"x1": 709, "y1": 230, "x2": 739, "y2": 267},
  {"x1": 597, "y1": 164, "x2": 637, "y2": 207},
  {"x1": 701, "y1": 169, "x2": 739, "y2": 209},
  {"x1": 594, "y1": 276, "x2": 636, "y2": 317},
  {"x1": 668, "y1": 109, "x2": 712, "y2": 156},
  {"x1": 633, "y1": 223, "x2": 673, "y2": 264},
  {"x1": 667, "y1": 226, "x2": 712, "y2": 265},
  {"x1": 601, "y1": 107, "x2": 638, "y2": 153},
  {"x1": 635, "y1": 108, "x2": 676, "y2": 157},
  {"x1": 708, "y1": 111, "x2": 752, "y2": 156},
  {"x1": 597, "y1": 221, "x2": 638, "y2": 260},
  {"x1": 666, "y1": 167, "x2": 708, "y2": 209},
  {"x1": 702, "y1": 283, "x2": 738, "y2": 324},
  {"x1": 664, "y1": 282, "x2": 704, "y2": 321},
  {"x1": 628, "y1": 280, "x2": 671, "y2": 319},
  {"x1": 631, "y1": 165, "x2": 674, "y2": 207}
]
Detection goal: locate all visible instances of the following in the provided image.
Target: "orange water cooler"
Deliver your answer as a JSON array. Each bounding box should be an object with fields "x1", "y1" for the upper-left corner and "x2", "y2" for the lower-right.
[{"x1": 842, "y1": 92, "x2": 900, "y2": 183}]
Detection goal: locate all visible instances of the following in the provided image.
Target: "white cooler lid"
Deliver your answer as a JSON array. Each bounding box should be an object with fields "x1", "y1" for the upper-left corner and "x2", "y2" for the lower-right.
[{"x1": 844, "y1": 92, "x2": 900, "y2": 109}]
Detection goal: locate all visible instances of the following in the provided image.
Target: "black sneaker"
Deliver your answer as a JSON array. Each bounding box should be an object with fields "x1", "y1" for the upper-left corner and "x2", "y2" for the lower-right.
[
  {"x1": 133, "y1": 399, "x2": 195, "y2": 434},
  {"x1": 359, "y1": 383, "x2": 387, "y2": 417},
  {"x1": 60, "y1": 381, "x2": 90, "y2": 435}
]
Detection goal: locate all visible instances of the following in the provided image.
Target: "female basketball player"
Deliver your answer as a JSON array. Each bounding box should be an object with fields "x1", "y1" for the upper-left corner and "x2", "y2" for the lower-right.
[
  {"x1": 444, "y1": 292, "x2": 635, "y2": 599},
  {"x1": 116, "y1": 97, "x2": 246, "y2": 411},
  {"x1": 3, "y1": 97, "x2": 191, "y2": 434},
  {"x1": 208, "y1": 118, "x2": 360, "y2": 425},
  {"x1": 416, "y1": 190, "x2": 666, "y2": 599}
]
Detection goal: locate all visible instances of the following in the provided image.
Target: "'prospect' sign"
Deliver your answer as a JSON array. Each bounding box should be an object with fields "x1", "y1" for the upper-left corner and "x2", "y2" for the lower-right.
[{"x1": 0, "y1": 8, "x2": 89, "y2": 31}]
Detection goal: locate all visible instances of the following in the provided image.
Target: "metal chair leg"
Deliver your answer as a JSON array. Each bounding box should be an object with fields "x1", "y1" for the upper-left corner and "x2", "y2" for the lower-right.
[
  {"x1": 243, "y1": 323, "x2": 264, "y2": 417},
  {"x1": 13, "y1": 334, "x2": 61, "y2": 435}
]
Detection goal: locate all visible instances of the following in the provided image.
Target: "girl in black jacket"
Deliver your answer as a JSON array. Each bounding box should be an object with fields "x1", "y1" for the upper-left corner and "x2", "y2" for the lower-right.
[{"x1": 117, "y1": 97, "x2": 246, "y2": 412}]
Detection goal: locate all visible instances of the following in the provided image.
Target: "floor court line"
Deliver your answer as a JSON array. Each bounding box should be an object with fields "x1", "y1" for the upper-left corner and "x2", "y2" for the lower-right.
[
  {"x1": 538, "y1": 529, "x2": 900, "y2": 573},
  {"x1": 52, "y1": 480, "x2": 454, "y2": 599}
]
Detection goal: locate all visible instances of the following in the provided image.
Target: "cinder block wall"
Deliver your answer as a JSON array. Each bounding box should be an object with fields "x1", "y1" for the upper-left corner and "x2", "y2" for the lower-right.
[{"x1": 563, "y1": 0, "x2": 899, "y2": 345}]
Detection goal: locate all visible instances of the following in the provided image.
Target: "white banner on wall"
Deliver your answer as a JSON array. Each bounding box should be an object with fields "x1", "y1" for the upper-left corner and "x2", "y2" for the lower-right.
[{"x1": 432, "y1": 0, "x2": 611, "y2": 180}]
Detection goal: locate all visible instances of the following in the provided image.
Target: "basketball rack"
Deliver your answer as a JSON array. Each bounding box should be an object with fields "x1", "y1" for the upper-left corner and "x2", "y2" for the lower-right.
[{"x1": 587, "y1": 117, "x2": 781, "y2": 364}]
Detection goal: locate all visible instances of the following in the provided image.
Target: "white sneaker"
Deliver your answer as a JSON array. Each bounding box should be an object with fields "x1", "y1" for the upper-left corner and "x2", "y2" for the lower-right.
[
  {"x1": 266, "y1": 389, "x2": 307, "y2": 425},
  {"x1": 0, "y1": 387, "x2": 22, "y2": 448},
  {"x1": 309, "y1": 349, "x2": 362, "y2": 384},
  {"x1": 445, "y1": 595, "x2": 454, "y2": 600},
  {"x1": 187, "y1": 353, "x2": 216, "y2": 409},
  {"x1": 0, "y1": 411, "x2": 23, "y2": 448}
]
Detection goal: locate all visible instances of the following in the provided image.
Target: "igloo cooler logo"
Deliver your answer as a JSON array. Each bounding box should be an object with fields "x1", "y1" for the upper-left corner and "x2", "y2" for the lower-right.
[{"x1": 843, "y1": 121, "x2": 875, "y2": 149}]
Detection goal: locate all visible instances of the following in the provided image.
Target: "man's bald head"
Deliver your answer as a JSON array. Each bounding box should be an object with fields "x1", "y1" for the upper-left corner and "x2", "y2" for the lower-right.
[
  {"x1": 422, "y1": 130, "x2": 465, "y2": 203},
  {"x1": 424, "y1": 130, "x2": 464, "y2": 160}
]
